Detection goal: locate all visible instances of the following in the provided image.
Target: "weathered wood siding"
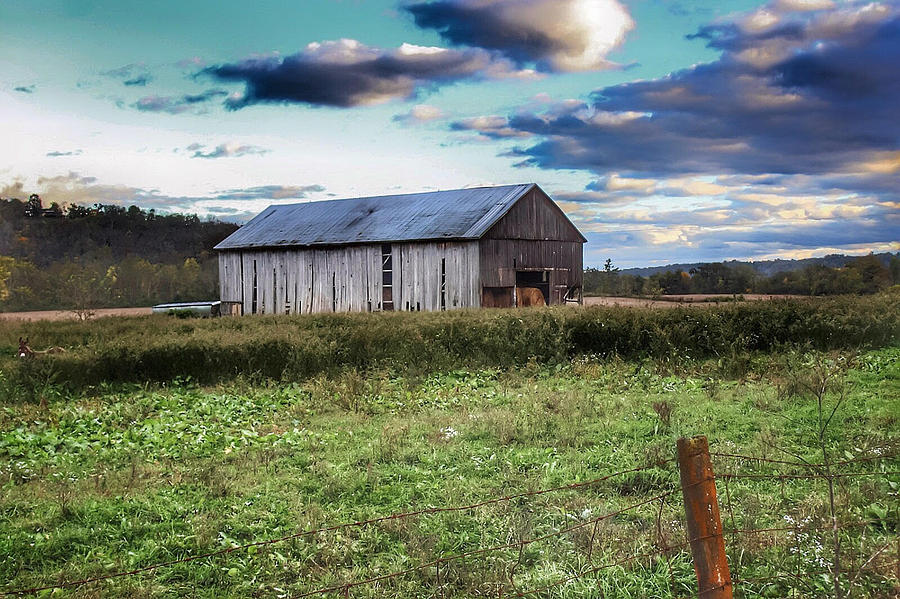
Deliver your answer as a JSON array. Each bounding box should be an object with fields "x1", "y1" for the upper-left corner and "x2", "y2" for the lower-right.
[
  {"x1": 218, "y1": 241, "x2": 479, "y2": 314},
  {"x1": 477, "y1": 187, "x2": 584, "y2": 306},
  {"x1": 483, "y1": 187, "x2": 583, "y2": 243},
  {"x1": 478, "y1": 239, "x2": 583, "y2": 305},
  {"x1": 218, "y1": 252, "x2": 242, "y2": 303}
]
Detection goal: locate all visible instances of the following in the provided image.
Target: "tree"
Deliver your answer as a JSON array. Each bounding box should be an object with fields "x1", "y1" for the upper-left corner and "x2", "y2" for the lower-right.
[
  {"x1": 847, "y1": 254, "x2": 891, "y2": 293},
  {"x1": 58, "y1": 262, "x2": 115, "y2": 320},
  {"x1": 0, "y1": 256, "x2": 14, "y2": 301}
]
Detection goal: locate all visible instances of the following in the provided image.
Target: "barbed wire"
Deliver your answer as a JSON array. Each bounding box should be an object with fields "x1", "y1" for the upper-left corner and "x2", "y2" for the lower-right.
[
  {"x1": 512, "y1": 538, "x2": 697, "y2": 598},
  {"x1": 4, "y1": 446, "x2": 895, "y2": 598},
  {"x1": 733, "y1": 560, "x2": 900, "y2": 586},
  {"x1": 710, "y1": 451, "x2": 899, "y2": 470},
  {"x1": 715, "y1": 449, "x2": 899, "y2": 599},
  {"x1": 718, "y1": 470, "x2": 900, "y2": 481},
  {"x1": 723, "y1": 520, "x2": 877, "y2": 536},
  {"x1": 294, "y1": 489, "x2": 679, "y2": 597},
  {"x1": 0, "y1": 462, "x2": 673, "y2": 597}
]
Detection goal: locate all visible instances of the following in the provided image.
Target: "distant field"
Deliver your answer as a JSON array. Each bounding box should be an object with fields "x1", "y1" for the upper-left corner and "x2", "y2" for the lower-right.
[
  {"x1": 0, "y1": 307, "x2": 152, "y2": 321},
  {"x1": 0, "y1": 294, "x2": 802, "y2": 321},
  {"x1": 583, "y1": 293, "x2": 803, "y2": 308}
]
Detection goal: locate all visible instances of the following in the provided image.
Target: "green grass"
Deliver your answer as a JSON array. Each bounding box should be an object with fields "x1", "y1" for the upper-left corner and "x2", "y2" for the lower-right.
[{"x1": 1, "y1": 346, "x2": 897, "y2": 597}]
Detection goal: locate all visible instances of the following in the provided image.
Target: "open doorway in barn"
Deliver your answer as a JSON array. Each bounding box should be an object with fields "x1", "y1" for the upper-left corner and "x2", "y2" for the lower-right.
[{"x1": 515, "y1": 271, "x2": 549, "y2": 307}]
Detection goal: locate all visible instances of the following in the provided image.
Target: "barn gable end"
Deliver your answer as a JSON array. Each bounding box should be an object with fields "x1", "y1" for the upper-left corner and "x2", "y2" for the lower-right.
[{"x1": 483, "y1": 187, "x2": 586, "y2": 243}]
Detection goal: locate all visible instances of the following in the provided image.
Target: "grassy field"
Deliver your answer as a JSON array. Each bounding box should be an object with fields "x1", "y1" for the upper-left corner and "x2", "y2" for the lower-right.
[{"x1": 0, "y1": 297, "x2": 898, "y2": 597}]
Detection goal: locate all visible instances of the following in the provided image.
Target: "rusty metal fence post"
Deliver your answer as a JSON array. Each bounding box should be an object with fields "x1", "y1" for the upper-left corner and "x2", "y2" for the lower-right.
[{"x1": 678, "y1": 436, "x2": 733, "y2": 598}]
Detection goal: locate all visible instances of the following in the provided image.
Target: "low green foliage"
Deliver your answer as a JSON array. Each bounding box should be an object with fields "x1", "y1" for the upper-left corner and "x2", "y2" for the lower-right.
[
  {"x1": 0, "y1": 346, "x2": 897, "y2": 597},
  {"x1": 1, "y1": 291, "x2": 897, "y2": 395}
]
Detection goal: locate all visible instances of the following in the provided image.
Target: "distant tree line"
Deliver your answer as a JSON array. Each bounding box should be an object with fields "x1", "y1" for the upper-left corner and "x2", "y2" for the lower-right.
[
  {"x1": 0, "y1": 196, "x2": 237, "y2": 312},
  {"x1": 584, "y1": 254, "x2": 900, "y2": 297}
]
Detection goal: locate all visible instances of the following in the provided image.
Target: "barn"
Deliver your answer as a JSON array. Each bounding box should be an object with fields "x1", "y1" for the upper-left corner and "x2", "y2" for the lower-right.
[{"x1": 214, "y1": 183, "x2": 585, "y2": 315}]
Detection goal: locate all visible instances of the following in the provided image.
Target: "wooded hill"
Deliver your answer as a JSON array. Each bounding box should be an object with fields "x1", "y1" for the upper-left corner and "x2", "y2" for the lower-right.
[
  {"x1": 620, "y1": 253, "x2": 898, "y2": 278},
  {"x1": 585, "y1": 253, "x2": 900, "y2": 297},
  {"x1": 0, "y1": 197, "x2": 237, "y2": 312}
]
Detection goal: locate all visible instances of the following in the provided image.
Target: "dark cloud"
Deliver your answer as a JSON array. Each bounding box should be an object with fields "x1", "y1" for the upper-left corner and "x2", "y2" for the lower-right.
[
  {"x1": 404, "y1": 0, "x2": 633, "y2": 72},
  {"x1": 46, "y1": 150, "x2": 83, "y2": 157},
  {"x1": 14, "y1": 85, "x2": 35, "y2": 93},
  {"x1": 202, "y1": 40, "x2": 528, "y2": 109},
  {"x1": 454, "y1": 2, "x2": 900, "y2": 178},
  {"x1": 132, "y1": 89, "x2": 228, "y2": 114}
]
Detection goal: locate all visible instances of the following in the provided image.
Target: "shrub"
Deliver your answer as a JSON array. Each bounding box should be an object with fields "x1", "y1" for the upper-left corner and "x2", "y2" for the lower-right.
[{"x1": 1, "y1": 290, "x2": 897, "y2": 396}]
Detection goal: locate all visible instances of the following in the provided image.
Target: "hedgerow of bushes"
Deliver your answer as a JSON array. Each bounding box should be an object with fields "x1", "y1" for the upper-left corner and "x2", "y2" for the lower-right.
[{"x1": 1, "y1": 291, "x2": 897, "y2": 395}]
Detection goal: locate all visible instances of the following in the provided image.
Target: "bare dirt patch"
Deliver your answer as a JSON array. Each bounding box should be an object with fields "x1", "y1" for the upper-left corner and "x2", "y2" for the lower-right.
[{"x1": 0, "y1": 307, "x2": 152, "y2": 322}]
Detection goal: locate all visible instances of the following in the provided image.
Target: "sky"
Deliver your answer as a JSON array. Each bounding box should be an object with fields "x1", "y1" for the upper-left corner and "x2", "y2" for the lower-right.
[{"x1": 1, "y1": 0, "x2": 897, "y2": 268}]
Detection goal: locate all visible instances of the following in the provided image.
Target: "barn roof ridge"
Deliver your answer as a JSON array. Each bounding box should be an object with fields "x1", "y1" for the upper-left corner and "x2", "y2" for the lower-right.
[
  {"x1": 216, "y1": 182, "x2": 578, "y2": 250},
  {"x1": 271, "y1": 182, "x2": 534, "y2": 209}
]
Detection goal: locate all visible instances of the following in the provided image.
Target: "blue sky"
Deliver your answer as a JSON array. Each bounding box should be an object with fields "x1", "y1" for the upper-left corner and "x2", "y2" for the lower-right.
[{"x1": 1, "y1": 0, "x2": 897, "y2": 267}]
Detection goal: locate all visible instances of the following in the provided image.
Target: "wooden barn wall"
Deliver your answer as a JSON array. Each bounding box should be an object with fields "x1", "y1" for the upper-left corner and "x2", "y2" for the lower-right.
[
  {"x1": 483, "y1": 188, "x2": 583, "y2": 242},
  {"x1": 218, "y1": 253, "x2": 243, "y2": 303},
  {"x1": 218, "y1": 241, "x2": 479, "y2": 315},
  {"x1": 478, "y1": 239, "x2": 583, "y2": 305}
]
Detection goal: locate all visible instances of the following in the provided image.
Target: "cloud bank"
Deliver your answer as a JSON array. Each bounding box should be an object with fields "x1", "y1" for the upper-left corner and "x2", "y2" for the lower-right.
[
  {"x1": 459, "y1": 2, "x2": 900, "y2": 178},
  {"x1": 123, "y1": 0, "x2": 630, "y2": 111},
  {"x1": 449, "y1": 1, "x2": 900, "y2": 264}
]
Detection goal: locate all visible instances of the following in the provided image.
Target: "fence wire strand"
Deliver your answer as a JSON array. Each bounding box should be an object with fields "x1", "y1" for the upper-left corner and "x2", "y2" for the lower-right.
[
  {"x1": 294, "y1": 489, "x2": 679, "y2": 597},
  {"x1": 714, "y1": 448, "x2": 898, "y2": 599},
  {"x1": 0, "y1": 462, "x2": 671, "y2": 597}
]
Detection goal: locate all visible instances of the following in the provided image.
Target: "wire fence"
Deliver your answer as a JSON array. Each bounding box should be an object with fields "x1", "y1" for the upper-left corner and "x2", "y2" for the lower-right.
[
  {"x1": 710, "y1": 446, "x2": 899, "y2": 598},
  {"x1": 2, "y1": 440, "x2": 897, "y2": 598}
]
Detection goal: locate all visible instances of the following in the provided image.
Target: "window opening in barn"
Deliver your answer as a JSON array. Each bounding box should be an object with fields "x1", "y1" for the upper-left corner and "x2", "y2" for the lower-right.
[
  {"x1": 332, "y1": 272, "x2": 336, "y2": 312},
  {"x1": 251, "y1": 260, "x2": 258, "y2": 314},
  {"x1": 440, "y1": 258, "x2": 446, "y2": 311},
  {"x1": 381, "y1": 244, "x2": 393, "y2": 311}
]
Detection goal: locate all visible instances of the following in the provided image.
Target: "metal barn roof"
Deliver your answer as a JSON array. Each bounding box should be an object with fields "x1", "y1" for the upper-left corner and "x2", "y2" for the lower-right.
[{"x1": 215, "y1": 183, "x2": 544, "y2": 250}]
